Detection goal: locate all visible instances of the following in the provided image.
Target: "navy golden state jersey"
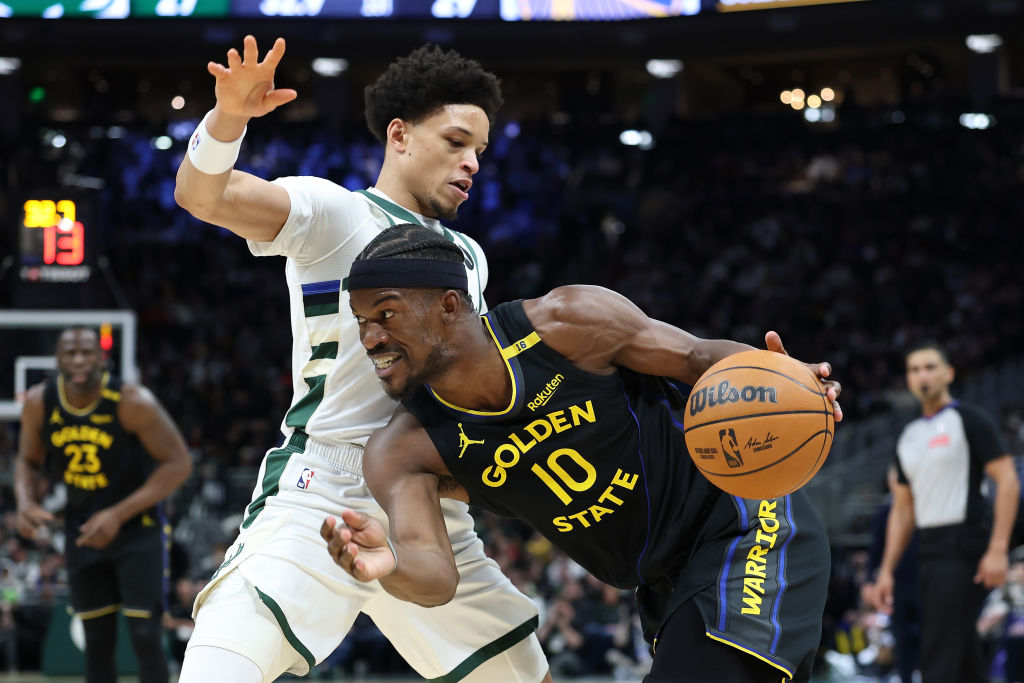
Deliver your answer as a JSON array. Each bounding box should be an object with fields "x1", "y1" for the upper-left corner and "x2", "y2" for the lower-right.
[
  {"x1": 403, "y1": 300, "x2": 728, "y2": 588},
  {"x1": 41, "y1": 373, "x2": 157, "y2": 534}
]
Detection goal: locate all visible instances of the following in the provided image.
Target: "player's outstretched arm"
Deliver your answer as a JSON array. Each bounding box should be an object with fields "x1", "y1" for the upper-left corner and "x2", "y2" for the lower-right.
[
  {"x1": 174, "y1": 35, "x2": 297, "y2": 242},
  {"x1": 75, "y1": 384, "x2": 193, "y2": 549},
  {"x1": 322, "y1": 408, "x2": 461, "y2": 607},
  {"x1": 14, "y1": 385, "x2": 54, "y2": 541},
  {"x1": 524, "y1": 285, "x2": 842, "y2": 422}
]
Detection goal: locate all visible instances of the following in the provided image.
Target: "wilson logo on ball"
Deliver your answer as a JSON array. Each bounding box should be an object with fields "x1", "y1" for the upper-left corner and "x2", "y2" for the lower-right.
[{"x1": 688, "y1": 380, "x2": 778, "y2": 417}]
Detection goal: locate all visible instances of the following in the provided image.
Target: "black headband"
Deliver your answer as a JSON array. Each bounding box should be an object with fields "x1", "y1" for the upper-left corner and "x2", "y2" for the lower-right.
[{"x1": 343, "y1": 258, "x2": 468, "y2": 292}]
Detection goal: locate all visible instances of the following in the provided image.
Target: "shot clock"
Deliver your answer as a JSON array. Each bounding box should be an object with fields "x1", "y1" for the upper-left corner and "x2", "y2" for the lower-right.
[{"x1": 19, "y1": 195, "x2": 96, "y2": 284}]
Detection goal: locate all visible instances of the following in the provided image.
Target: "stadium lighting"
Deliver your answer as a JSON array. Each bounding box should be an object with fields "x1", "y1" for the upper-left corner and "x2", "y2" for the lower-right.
[
  {"x1": 619, "y1": 129, "x2": 655, "y2": 150},
  {"x1": 805, "y1": 107, "x2": 835, "y2": 124},
  {"x1": 171, "y1": 95, "x2": 185, "y2": 110},
  {"x1": 312, "y1": 58, "x2": 349, "y2": 77},
  {"x1": 966, "y1": 34, "x2": 1002, "y2": 54},
  {"x1": 959, "y1": 113, "x2": 995, "y2": 130},
  {"x1": 780, "y1": 90, "x2": 793, "y2": 104},
  {"x1": 807, "y1": 94, "x2": 822, "y2": 109},
  {"x1": 646, "y1": 60, "x2": 683, "y2": 79},
  {"x1": 152, "y1": 136, "x2": 173, "y2": 150},
  {"x1": 820, "y1": 87, "x2": 835, "y2": 102},
  {"x1": 0, "y1": 57, "x2": 21, "y2": 75}
]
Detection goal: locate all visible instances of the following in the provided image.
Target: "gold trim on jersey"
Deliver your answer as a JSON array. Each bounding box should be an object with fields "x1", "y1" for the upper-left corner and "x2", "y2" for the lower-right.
[
  {"x1": 57, "y1": 372, "x2": 110, "y2": 417},
  {"x1": 704, "y1": 631, "x2": 793, "y2": 680},
  {"x1": 429, "y1": 316, "x2": 520, "y2": 417},
  {"x1": 76, "y1": 603, "x2": 121, "y2": 620}
]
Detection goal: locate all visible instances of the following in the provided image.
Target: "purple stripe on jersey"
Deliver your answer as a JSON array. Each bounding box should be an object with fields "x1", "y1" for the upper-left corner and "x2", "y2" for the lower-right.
[
  {"x1": 301, "y1": 280, "x2": 341, "y2": 295},
  {"x1": 733, "y1": 496, "x2": 749, "y2": 530},
  {"x1": 769, "y1": 494, "x2": 796, "y2": 653},
  {"x1": 622, "y1": 385, "x2": 653, "y2": 585},
  {"x1": 719, "y1": 536, "x2": 742, "y2": 631}
]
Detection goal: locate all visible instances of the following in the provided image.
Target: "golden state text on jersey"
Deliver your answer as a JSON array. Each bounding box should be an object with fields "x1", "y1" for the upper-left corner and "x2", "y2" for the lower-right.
[
  {"x1": 403, "y1": 301, "x2": 722, "y2": 589},
  {"x1": 41, "y1": 373, "x2": 157, "y2": 532}
]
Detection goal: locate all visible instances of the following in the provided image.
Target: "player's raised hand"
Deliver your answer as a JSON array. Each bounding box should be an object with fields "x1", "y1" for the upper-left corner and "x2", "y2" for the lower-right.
[
  {"x1": 208, "y1": 35, "x2": 297, "y2": 119},
  {"x1": 321, "y1": 511, "x2": 397, "y2": 582},
  {"x1": 765, "y1": 330, "x2": 843, "y2": 422}
]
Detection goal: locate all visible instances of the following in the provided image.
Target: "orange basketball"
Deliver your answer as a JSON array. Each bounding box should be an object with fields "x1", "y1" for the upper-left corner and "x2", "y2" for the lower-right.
[{"x1": 682, "y1": 349, "x2": 834, "y2": 499}]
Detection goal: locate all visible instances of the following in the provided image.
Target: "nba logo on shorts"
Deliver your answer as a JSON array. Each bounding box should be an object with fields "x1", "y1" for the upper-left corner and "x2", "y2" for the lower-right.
[{"x1": 297, "y1": 468, "x2": 315, "y2": 490}]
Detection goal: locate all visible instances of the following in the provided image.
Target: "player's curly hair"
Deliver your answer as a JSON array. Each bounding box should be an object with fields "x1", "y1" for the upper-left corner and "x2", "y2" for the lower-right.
[
  {"x1": 356, "y1": 224, "x2": 473, "y2": 307},
  {"x1": 364, "y1": 45, "x2": 503, "y2": 144}
]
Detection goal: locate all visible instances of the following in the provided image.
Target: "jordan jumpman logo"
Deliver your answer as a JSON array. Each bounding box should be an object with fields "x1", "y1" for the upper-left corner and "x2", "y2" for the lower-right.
[{"x1": 458, "y1": 423, "x2": 485, "y2": 458}]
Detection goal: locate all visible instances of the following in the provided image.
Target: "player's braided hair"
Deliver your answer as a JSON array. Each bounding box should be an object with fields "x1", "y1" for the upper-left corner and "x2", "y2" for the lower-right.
[
  {"x1": 364, "y1": 44, "x2": 503, "y2": 144},
  {"x1": 356, "y1": 224, "x2": 474, "y2": 307},
  {"x1": 358, "y1": 223, "x2": 464, "y2": 261}
]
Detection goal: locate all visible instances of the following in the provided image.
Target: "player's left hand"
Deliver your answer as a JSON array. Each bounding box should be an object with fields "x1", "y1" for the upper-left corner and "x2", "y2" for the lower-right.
[
  {"x1": 975, "y1": 548, "x2": 1009, "y2": 589},
  {"x1": 765, "y1": 330, "x2": 843, "y2": 423},
  {"x1": 76, "y1": 508, "x2": 123, "y2": 549}
]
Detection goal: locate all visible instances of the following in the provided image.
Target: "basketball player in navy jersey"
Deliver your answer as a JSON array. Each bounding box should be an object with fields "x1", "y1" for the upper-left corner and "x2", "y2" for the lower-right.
[
  {"x1": 323, "y1": 224, "x2": 844, "y2": 683},
  {"x1": 15, "y1": 327, "x2": 192, "y2": 682}
]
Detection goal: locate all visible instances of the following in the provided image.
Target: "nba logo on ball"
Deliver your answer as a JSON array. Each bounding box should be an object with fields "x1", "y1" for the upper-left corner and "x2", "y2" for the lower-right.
[{"x1": 683, "y1": 350, "x2": 834, "y2": 499}]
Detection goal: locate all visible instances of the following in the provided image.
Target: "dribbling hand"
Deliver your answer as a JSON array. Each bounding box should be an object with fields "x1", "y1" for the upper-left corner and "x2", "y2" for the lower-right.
[
  {"x1": 765, "y1": 330, "x2": 843, "y2": 423},
  {"x1": 321, "y1": 511, "x2": 397, "y2": 582},
  {"x1": 208, "y1": 35, "x2": 298, "y2": 120}
]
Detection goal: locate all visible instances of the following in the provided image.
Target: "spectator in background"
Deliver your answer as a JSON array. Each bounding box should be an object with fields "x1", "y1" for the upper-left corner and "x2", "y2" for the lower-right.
[
  {"x1": 977, "y1": 546, "x2": 1024, "y2": 683},
  {"x1": 872, "y1": 341, "x2": 1020, "y2": 683},
  {"x1": 536, "y1": 581, "x2": 586, "y2": 678}
]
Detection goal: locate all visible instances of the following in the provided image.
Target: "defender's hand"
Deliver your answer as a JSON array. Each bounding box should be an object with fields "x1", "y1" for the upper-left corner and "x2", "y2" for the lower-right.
[
  {"x1": 765, "y1": 330, "x2": 843, "y2": 423},
  {"x1": 321, "y1": 511, "x2": 397, "y2": 582},
  {"x1": 208, "y1": 35, "x2": 297, "y2": 120}
]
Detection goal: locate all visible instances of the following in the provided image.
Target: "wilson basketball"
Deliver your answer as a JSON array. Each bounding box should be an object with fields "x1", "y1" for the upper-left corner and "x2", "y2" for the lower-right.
[{"x1": 683, "y1": 349, "x2": 834, "y2": 499}]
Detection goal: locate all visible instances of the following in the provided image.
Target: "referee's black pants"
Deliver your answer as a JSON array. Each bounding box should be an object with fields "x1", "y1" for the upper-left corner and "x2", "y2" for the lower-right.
[{"x1": 918, "y1": 553, "x2": 989, "y2": 683}]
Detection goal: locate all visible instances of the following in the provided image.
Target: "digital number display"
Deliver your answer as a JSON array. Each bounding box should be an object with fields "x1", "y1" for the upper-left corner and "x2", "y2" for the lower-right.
[{"x1": 20, "y1": 198, "x2": 93, "y2": 284}]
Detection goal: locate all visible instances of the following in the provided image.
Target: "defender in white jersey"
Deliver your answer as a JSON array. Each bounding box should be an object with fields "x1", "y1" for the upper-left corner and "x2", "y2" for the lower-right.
[{"x1": 174, "y1": 36, "x2": 550, "y2": 683}]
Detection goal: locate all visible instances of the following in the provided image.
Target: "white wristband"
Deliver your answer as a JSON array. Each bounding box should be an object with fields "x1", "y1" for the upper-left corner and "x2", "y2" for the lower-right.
[
  {"x1": 384, "y1": 536, "x2": 399, "y2": 576},
  {"x1": 187, "y1": 111, "x2": 246, "y2": 175}
]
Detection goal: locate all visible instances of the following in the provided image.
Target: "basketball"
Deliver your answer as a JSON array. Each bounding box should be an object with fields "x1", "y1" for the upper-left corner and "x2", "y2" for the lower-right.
[{"x1": 683, "y1": 349, "x2": 834, "y2": 500}]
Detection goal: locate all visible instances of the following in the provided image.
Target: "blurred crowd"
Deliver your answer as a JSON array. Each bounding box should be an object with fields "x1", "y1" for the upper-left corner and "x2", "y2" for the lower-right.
[{"x1": 1, "y1": 87, "x2": 1024, "y2": 678}]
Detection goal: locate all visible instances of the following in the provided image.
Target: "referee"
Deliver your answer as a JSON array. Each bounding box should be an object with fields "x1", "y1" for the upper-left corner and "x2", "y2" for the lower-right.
[{"x1": 872, "y1": 341, "x2": 1019, "y2": 683}]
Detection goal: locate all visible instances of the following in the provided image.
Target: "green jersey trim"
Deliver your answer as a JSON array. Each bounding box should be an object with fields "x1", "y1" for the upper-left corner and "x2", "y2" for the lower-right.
[
  {"x1": 355, "y1": 190, "x2": 425, "y2": 227},
  {"x1": 426, "y1": 616, "x2": 539, "y2": 682},
  {"x1": 254, "y1": 586, "x2": 317, "y2": 671},
  {"x1": 242, "y1": 431, "x2": 307, "y2": 528}
]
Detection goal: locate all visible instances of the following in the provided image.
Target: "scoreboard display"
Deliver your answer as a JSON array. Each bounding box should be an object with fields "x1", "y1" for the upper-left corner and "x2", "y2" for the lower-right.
[
  {"x1": 19, "y1": 196, "x2": 96, "y2": 284},
  {"x1": 0, "y1": 0, "x2": 867, "y2": 18}
]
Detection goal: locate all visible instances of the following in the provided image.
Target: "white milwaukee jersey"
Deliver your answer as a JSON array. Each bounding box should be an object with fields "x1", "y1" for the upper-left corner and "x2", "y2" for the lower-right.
[{"x1": 248, "y1": 177, "x2": 488, "y2": 447}]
